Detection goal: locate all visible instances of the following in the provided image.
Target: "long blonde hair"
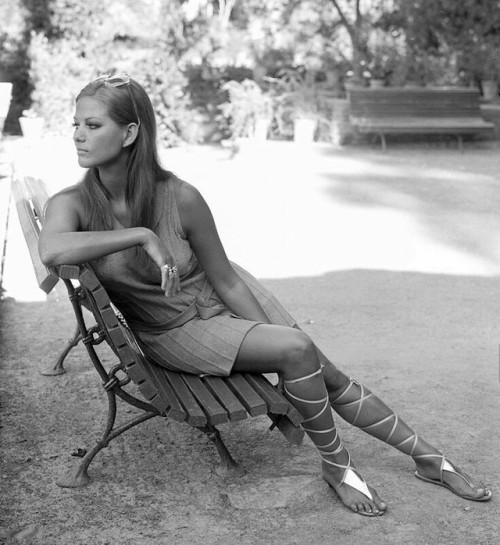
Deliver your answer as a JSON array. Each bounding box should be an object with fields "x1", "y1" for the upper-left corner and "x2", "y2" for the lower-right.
[{"x1": 76, "y1": 77, "x2": 173, "y2": 233}]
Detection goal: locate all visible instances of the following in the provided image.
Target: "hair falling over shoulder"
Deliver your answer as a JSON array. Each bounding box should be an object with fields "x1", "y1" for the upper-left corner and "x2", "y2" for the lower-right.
[{"x1": 77, "y1": 75, "x2": 174, "y2": 234}]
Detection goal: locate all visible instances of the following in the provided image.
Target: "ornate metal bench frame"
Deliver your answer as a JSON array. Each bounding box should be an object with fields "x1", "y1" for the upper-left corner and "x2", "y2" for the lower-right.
[{"x1": 12, "y1": 175, "x2": 304, "y2": 488}]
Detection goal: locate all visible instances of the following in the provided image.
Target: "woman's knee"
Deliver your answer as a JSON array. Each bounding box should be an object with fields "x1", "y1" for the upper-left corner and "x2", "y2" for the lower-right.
[{"x1": 277, "y1": 329, "x2": 319, "y2": 377}]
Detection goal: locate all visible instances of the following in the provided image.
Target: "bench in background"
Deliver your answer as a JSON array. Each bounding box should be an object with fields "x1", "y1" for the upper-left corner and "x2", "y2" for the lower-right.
[
  {"x1": 348, "y1": 87, "x2": 495, "y2": 151},
  {"x1": 12, "y1": 175, "x2": 304, "y2": 488}
]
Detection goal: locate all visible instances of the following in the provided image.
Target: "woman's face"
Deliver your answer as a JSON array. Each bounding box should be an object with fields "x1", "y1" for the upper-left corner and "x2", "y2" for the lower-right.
[{"x1": 73, "y1": 95, "x2": 129, "y2": 170}]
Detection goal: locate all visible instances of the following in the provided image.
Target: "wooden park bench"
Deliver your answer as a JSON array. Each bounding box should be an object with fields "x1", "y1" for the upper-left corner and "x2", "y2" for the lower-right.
[
  {"x1": 12, "y1": 175, "x2": 304, "y2": 488},
  {"x1": 348, "y1": 87, "x2": 495, "y2": 151}
]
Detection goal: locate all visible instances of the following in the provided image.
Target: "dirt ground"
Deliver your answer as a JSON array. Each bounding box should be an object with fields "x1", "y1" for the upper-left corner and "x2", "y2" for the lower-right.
[{"x1": 1, "y1": 140, "x2": 500, "y2": 544}]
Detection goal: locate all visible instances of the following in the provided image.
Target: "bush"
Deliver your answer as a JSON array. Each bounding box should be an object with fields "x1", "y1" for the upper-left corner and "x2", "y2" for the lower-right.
[
  {"x1": 132, "y1": 55, "x2": 203, "y2": 147},
  {"x1": 28, "y1": 32, "x2": 95, "y2": 135},
  {"x1": 219, "y1": 79, "x2": 272, "y2": 138}
]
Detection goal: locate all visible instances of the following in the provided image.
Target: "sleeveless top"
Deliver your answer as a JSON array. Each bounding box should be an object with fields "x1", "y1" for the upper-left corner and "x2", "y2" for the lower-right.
[{"x1": 91, "y1": 176, "x2": 229, "y2": 329}]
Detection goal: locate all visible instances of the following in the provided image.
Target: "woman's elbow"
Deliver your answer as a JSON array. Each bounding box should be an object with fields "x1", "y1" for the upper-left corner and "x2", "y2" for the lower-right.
[
  {"x1": 38, "y1": 239, "x2": 62, "y2": 268},
  {"x1": 38, "y1": 247, "x2": 57, "y2": 268}
]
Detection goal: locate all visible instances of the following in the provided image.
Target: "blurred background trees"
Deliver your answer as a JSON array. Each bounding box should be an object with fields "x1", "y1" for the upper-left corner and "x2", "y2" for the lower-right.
[{"x1": 1, "y1": 0, "x2": 500, "y2": 143}]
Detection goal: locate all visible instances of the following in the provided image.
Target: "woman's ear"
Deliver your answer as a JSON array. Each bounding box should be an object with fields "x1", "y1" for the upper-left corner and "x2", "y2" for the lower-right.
[{"x1": 123, "y1": 123, "x2": 139, "y2": 148}]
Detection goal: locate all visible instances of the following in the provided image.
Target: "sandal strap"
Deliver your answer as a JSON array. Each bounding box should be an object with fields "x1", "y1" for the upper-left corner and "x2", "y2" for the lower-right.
[
  {"x1": 414, "y1": 453, "x2": 475, "y2": 488},
  {"x1": 322, "y1": 450, "x2": 373, "y2": 500},
  {"x1": 284, "y1": 368, "x2": 323, "y2": 384},
  {"x1": 331, "y1": 379, "x2": 422, "y2": 456},
  {"x1": 330, "y1": 379, "x2": 373, "y2": 426}
]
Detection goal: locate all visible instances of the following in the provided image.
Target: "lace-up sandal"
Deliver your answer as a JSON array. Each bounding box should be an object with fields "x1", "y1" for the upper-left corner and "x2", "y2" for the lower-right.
[
  {"x1": 322, "y1": 448, "x2": 384, "y2": 517},
  {"x1": 414, "y1": 454, "x2": 492, "y2": 501},
  {"x1": 284, "y1": 371, "x2": 384, "y2": 517}
]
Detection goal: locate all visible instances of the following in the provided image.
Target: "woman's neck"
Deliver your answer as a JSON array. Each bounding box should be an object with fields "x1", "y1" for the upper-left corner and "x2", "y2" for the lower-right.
[{"x1": 98, "y1": 158, "x2": 128, "y2": 201}]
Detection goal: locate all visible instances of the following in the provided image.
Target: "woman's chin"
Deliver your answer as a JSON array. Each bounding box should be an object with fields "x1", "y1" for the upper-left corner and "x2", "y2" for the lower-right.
[{"x1": 77, "y1": 156, "x2": 92, "y2": 168}]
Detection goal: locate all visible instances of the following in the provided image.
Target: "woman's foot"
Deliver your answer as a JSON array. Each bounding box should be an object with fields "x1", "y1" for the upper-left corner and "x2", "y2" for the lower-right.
[
  {"x1": 414, "y1": 454, "x2": 492, "y2": 501},
  {"x1": 322, "y1": 450, "x2": 387, "y2": 516}
]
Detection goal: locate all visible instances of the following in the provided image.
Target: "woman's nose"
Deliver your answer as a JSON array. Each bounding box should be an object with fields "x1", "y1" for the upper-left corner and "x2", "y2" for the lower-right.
[{"x1": 73, "y1": 126, "x2": 84, "y2": 142}]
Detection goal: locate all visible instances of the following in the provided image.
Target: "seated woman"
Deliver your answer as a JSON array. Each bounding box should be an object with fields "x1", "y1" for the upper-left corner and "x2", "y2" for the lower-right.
[{"x1": 38, "y1": 74, "x2": 492, "y2": 517}]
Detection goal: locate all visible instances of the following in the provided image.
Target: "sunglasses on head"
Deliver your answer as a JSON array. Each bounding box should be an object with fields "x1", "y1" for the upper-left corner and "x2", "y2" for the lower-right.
[{"x1": 95, "y1": 73, "x2": 141, "y2": 128}]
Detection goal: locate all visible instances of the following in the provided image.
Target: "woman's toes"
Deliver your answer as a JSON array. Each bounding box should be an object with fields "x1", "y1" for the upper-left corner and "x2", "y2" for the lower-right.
[
  {"x1": 476, "y1": 487, "x2": 492, "y2": 500},
  {"x1": 370, "y1": 489, "x2": 387, "y2": 512}
]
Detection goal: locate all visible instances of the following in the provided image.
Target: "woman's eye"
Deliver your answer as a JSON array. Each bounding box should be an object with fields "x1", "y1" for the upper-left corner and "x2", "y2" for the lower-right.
[{"x1": 87, "y1": 123, "x2": 99, "y2": 129}]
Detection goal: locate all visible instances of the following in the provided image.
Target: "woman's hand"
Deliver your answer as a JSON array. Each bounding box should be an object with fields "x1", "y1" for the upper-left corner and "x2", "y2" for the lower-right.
[{"x1": 141, "y1": 229, "x2": 180, "y2": 297}]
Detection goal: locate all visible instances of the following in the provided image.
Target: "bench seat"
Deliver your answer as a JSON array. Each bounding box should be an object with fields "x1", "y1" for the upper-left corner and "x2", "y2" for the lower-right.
[{"x1": 353, "y1": 116, "x2": 494, "y2": 132}]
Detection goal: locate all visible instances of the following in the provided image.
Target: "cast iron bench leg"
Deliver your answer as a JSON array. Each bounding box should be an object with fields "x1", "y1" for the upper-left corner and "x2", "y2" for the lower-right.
[
  {"x1": 56, "y1": 389, "x2": 158, "y2": 487},
  {"x1": 40, "y1": 322, "x2": 81, "y2": 376},
  {"x1": 378, "y1": 133, "x2": 387, "y2": 152},
  {"x1": 200, "y1": 425, "x2": 240, "y2": 475}
]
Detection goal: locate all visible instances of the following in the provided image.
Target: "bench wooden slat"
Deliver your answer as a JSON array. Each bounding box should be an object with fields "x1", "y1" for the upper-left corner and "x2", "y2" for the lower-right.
[
  {"x1": 141, "y1": 361, "x2": 187, "y2": 420},
  {"x1": 57, "y1": 264, "x2": 81, "y2": 279},
  {"x1": 226, "y1": 374, "x2": 268, "y2": 416},
  {"x1": 114, "y1": 322, "x2": 187, "y2": 420},
  {"x1": 106, "y1": 325, "x2": 129, "y2": 350},
  {"x1": 202, "y1": 376, "x2": 248, "y2": 421},
  {"x1": 182, "y1": 374, "x2": 229, "y2": 425},
  {"x1": 78, "y1": 266, "x2": 102, "y2": 291},
  {"x1": 11, "y1": 179, "x2": 59, "y2": 293},
  {"x1": 244, "y1": 374, "x2": 303, "y2": 427},
  {"x1": 92, "y1": 286, "x2": 113, "y2": 309},
  {"x1": 24, "y1": 176, "x2": 50, "y2": 221},
  {"x1": 284, "y1": 402, "x2": 304, "y2": 427},
  {"x1": 243, "y1": 374, "x2": 289, "y2": 414},
  {"x1": 164, "y1": 370, "x2": 207, "y2": 427}
]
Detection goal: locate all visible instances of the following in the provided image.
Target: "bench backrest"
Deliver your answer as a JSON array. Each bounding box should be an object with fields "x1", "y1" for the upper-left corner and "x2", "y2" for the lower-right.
[
  {"x1": 11, "y1": 176, "x2": 60, "y2": 293},
  {"x1": 348, "y1": 87, "x2": 484, "y2": 119}
]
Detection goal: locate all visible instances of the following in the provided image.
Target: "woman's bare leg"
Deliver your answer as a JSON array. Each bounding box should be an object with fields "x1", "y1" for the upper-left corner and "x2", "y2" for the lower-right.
[
  {"x1": 312, "y1": 342, "x2": 491, "y2": 501},
  {"x1": 233, "y1": 324, "x2": 387, "y2": 516}
]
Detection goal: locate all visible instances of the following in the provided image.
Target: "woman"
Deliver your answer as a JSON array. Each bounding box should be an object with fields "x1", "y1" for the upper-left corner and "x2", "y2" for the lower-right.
[{"x1": 39, "y1": 74, "x2": 492, "y2": 517}]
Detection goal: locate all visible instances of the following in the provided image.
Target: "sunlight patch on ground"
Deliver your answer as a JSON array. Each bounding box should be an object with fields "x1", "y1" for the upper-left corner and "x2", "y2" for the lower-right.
[{"x1": 2, "y1": 138, "x2": 500, "y2": 302}]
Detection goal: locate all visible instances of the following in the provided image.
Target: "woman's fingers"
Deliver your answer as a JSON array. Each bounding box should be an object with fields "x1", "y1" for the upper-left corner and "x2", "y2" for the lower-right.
[{"x1": 160, "y1": 263, "x2": 180, "y2": 297}]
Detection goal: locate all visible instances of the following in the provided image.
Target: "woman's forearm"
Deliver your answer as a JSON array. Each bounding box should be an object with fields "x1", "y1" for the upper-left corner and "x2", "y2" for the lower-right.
[
  {"x1": 218, "y1": 279, "x2": 271, "y2": 324},
  {"x1": 38, "y1": 227, "x2": 149, "y2": 267}
]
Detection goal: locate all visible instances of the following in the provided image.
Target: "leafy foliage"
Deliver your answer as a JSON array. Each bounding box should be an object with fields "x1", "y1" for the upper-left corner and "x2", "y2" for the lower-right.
[
  {"x1": 5, "y1": 0, "x2": 500, "y2": 140},
  {"x1": 219, "y1": 79, "x2": 272, "y2": 138}
]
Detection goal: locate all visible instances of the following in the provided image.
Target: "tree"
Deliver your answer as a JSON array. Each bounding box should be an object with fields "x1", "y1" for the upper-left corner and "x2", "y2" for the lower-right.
[{"x1": 389, "y1": 1, "x2": 500, "y2": 84}]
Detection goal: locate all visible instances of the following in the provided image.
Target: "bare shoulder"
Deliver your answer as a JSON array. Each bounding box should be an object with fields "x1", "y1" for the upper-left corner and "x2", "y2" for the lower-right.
[
  {"x1": 49, "y1": 183, "x2": 82, "y2": 204},
  {"x1": 173, "y1": 177, "x2": 204, "y2": 209},
  {"x1": 45, "y1": 183, "x2": 86, "y2": 224},
  {"x1": 174, "y1": 178, "x2": 207, "y2": 217},
  {"x1": 172, "y1": 178, "x2": 211, "y2": 234}
]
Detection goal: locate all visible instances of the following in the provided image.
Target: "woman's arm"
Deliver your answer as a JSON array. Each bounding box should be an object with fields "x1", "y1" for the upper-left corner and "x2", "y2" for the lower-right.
[
  {"x1": 177, "y1": 182, "x2": 270, "y2": 324},
  {"x1": 39, "y1": 188, "x2": 178, "y2": 295}
]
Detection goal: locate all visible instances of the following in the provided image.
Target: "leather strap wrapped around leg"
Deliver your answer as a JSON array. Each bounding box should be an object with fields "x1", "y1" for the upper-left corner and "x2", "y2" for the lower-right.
[
  {"x1": 330, "y1": 378, "x2": 426, "y2": 458},
  {"x1": 284, "y1": 369, "x2": 374, "y2": 503}
]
